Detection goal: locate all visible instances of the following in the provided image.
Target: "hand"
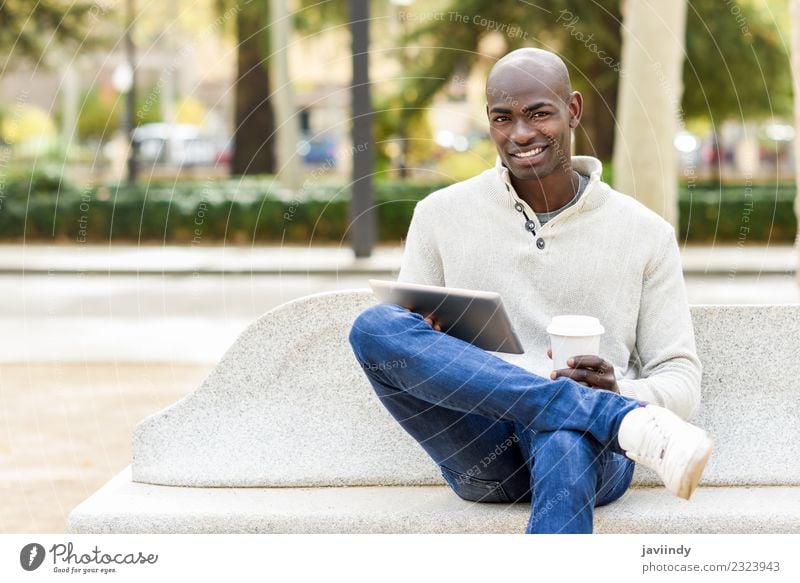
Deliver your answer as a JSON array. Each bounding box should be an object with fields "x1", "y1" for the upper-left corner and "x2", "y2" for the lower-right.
[
  {"x1": 547, "y1": 349, "x2": 619, "y2": 393},
  {"x1": 423, "y1": 313, "x2": 442, "y2": 331},
  {"x1": 402, "y1": 307, "x2": 442, "y2": 331}
]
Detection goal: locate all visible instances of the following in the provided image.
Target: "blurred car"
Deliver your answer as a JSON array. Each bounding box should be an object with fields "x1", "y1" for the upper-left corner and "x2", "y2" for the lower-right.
[
  {"x1": 297, "y1": 133, "x2": 337, "y2": 165},
  {"x1": 131, "y1": 123, "x2": 223, "y2": 167}
]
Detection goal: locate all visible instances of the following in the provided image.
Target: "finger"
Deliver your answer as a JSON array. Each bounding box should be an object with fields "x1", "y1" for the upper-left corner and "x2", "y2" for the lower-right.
[
  {"x1": 551, "y1": 367, "x2": 609, "y2": 388},
  {"x1": 567, "y1": 354, "x2": 607, "y2": 370}
]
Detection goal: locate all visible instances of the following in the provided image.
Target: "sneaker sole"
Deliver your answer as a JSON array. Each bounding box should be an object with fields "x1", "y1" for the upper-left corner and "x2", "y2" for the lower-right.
[{"x1": 677, "y1": 433, "x2": 714, "y2": 500}]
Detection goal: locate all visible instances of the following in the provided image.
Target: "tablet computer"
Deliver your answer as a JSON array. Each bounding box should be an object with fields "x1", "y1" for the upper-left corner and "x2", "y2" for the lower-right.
[{"x1": 368, "y1": 279, "x2": 524, "y2": 354}]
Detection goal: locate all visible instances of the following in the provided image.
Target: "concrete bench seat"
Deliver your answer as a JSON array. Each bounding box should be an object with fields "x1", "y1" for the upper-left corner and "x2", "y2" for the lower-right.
[
  {"x1": 68, "y1": 291, "x2": 800, "y2": 534},
  {"x1": 69, "y1": 468, "x2": 800, "y2": 534}
]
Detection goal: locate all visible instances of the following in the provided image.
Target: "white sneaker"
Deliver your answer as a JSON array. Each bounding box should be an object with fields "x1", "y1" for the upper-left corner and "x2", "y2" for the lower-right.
[{"x1": 618, "y1": 405, "x2": 714, "y2": 500}]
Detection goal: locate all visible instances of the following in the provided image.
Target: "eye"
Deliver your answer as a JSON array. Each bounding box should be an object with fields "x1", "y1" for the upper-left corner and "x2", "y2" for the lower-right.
[
  {"x1": 526, "y1": 111, "x2": 550, "y2": 119},
  {"x1": 492, "y1": 115, "x2": 510, "y2": 123}
]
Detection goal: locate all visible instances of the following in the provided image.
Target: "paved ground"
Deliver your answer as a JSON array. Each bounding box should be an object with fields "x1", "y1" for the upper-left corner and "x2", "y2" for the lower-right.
[
  {"x1": 0, "y1": 363, "x2": 207, "y2": 533},
  {"x1": 0, "y1": 242, "x2": 796, "y2": 275},
  {"x1": 0, "y1": 270, "x2": 797, "y2": 364}
]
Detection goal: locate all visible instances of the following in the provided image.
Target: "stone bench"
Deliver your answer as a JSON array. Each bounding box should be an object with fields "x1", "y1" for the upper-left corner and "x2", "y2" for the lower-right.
[{"x1": 67, "y1": 291, "x2": 800, "y2": 533}]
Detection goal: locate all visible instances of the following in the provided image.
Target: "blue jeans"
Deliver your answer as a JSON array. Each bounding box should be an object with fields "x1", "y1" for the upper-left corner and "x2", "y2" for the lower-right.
[{"x1": 348, "y1": 303, "x2": 639, "y2": 534}]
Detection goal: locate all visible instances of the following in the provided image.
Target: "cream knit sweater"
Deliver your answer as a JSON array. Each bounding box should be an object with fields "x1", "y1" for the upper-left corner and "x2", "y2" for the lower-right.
[{"x1": 397, "y1": 156, "x2": 702, "y2": 420}]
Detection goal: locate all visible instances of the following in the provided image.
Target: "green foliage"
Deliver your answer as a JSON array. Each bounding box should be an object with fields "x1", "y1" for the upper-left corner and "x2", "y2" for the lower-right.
[
  {"x1": 382, "y1": 0, "x2": 789, "y2": 129},
  {"x1": 679, "y1": 183, "x2": 796, "y2": 243},
  {"x1": 0, "y1": 170, "x2": 795, "y2": 244},
  {"x1": 433, "y1": 139, "x2": 496, "y2": 182},
  {"x1": 134, "y1": 90, "x2": 162, "y2": 127},
  {"x1": 0, "y1": 0, "x2": 99, "y2": 66},
  {"x1": 77, "y1": 90, "x2": 121, "y2": 139},
  {"x1": 294, "y1": 0, "x2": 348, "y2": 33},
  {"x1": 77, "y1": 87, "x2": 163, "y2": 140},
  {"x1": 294, "y1": 0, "x2": 392, "y2": 35},
  {"x1": 683, "y1": 0, "x2": 792, "y2": 121},
  {"x1": 0, "y1": 171, "x2": 438, "y2": 243}
]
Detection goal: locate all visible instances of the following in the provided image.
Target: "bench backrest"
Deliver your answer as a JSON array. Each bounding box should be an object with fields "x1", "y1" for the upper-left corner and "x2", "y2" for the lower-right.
[{"x1": 132, "y1": 290, "x2": 800, "y2": 488}]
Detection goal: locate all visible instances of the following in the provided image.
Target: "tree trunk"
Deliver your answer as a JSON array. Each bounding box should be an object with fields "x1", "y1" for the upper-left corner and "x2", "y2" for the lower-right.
[
  {"x1": 612, "y1": 0, "x2": 688, "y2": 228},
  {"x1": 232, "y1": 4, "x2": 276, "y2": 175},
  {"x1": 270, "y1": 0, "x2": 301, "y2": 191},
  {"x1": 790, "y1": 0, "x2": 800, "y2": 287}
]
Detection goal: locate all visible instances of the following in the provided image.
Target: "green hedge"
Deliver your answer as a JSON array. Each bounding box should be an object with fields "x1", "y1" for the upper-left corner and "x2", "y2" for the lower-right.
[
  {"x1": 678, "y1": 184, "x2": 796, "y2": 243},
  {"x1": 0, "y1": 170, "x2": 796, "y2": 243}
]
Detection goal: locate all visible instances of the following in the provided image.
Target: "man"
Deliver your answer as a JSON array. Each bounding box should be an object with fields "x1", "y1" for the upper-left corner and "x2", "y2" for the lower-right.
[{"x1": 348, "y1": 48, "x2": 713, "y2": 534}]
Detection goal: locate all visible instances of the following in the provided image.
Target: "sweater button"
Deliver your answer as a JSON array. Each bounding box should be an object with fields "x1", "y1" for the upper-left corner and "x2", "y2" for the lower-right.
[
  {"x1": 514, "y1": 202, "x2": 524, "y2": 212},
  {"x1": 525, "y1": 220, "x2": 536, "y2": 232},
  {"x1": 536, "y1": 237, "x2": 545, "y2": 249}
]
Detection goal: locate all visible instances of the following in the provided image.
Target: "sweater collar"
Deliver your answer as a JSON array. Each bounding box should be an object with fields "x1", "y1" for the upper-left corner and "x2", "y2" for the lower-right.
[{"x1": 490, "y1": 155, "x2": 609, "y2": 213}]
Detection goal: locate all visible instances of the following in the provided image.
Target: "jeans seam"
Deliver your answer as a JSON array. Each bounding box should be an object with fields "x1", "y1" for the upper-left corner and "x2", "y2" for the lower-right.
[{"x1": 440, "y1": 464, "x2": 513, "y2": 502}]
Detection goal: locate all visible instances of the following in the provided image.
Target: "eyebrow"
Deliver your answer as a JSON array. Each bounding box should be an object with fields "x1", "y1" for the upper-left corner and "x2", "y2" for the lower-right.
[
  {"x1": 488, "y1": 101, "x2": 554, "y2": 115},
  {"x1": 521, "y1": 101, "x2": 553, "y2": 113}
]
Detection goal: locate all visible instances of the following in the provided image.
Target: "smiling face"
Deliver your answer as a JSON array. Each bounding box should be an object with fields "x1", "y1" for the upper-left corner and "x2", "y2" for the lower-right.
[{"x1": 486, "y1": 52, "x2": 582, "y2": 184}]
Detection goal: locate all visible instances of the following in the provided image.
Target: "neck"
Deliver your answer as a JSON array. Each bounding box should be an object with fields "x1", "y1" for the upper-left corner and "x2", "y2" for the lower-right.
[{"x1": 510, "y1": 168, "x2": 577, "y2": 213}]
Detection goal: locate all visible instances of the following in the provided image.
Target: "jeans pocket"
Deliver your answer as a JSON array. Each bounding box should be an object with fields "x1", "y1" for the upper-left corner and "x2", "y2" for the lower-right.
[{"x1": 440, "y1": 464, "x2": 511, "y2": 503}]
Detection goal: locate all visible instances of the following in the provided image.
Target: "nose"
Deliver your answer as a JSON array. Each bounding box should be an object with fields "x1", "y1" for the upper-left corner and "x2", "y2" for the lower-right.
[{"x1": 508, "y1": 118, "x2": 537, "y2": 146}]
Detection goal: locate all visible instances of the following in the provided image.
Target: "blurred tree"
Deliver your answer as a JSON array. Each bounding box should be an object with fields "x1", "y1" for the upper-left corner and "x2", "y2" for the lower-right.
[
  {"x1": 295, "y1": 0, "x2": 431, "y2": 176},
  {"x1": 294, "y1": 0, "x2": 349, "y2": 33},
  {"x1": 217, "y1": 0, "x2": 276, "y2": 175},
  {"x1": 613, "y1": 0, "x2": 687, "y2": 229},
  {"x1": 0, "y1": 104, "x2": 56, "y2": 143},
  {"x1": 383, "y1": 0, "x2": 789, "y2": 161},
  {"x1": 76, "y1": 89, "x2": 120, "y2": 139},
  {"x1": 382, "y1": 0, "x2": 622, "y2": 160},
  {"x1": 683, "y1": 0, "x2": 792, "y2": 122},
  {"x1": 76, "y1": 87, "x2": 161, "y2": 140},
  {"x1": 790, "y1": 0, "x2": 800, "y2": 287},
  {"x1": 0, "y1": 0, "x2": 98, "y2": 72}
]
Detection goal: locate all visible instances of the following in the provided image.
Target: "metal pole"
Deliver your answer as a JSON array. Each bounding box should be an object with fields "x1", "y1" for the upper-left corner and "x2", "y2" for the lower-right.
[
  {"x1": 349, "y1": 0, "x2": 376, "y2": 258},
  {"x1": 125, "y1": 0, "x2": 139, "y2": 184}
]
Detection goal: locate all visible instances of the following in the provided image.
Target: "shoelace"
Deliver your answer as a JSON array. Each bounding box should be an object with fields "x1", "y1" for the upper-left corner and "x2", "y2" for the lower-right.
[{"x1": 635, "y1": 417, "x2": 669, "y2": 465}]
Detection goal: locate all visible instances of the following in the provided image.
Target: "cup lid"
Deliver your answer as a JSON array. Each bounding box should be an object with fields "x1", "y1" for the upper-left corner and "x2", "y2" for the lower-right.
[{"x1": 546, "y1": 315, "x2": 605, "y2": 337}]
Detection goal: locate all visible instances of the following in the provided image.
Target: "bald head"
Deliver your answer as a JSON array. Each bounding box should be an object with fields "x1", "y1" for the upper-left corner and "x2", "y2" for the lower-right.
[
  {"x1": 484, "y1": 48, "x2": 582, "y2": 189},
  {"x1": 487, "y1": 48, "x2": 572, "y2": 103}
]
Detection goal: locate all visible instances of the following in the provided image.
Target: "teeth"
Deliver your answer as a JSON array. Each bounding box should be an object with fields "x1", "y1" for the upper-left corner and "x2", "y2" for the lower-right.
[{"x1": 513, "y1": 147, "x2": 544, "y2": 158}]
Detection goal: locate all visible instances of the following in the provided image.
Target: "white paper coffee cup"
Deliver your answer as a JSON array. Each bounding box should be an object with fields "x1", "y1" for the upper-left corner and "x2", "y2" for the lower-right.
[{"x1": 546, "y1": 315, "x2": 605, "y2": 371}]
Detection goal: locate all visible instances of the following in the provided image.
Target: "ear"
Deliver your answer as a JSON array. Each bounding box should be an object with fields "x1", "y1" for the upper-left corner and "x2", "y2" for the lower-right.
[{"x1": 567, "y1": 91, "x2": 583, "y2": 129}]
